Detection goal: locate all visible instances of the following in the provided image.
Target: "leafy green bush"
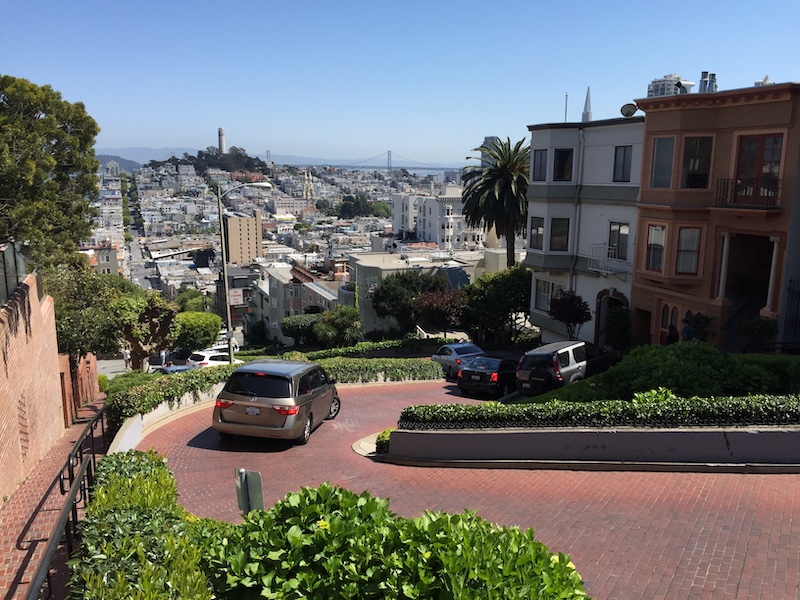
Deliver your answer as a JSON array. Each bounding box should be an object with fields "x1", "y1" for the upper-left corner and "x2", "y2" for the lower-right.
[
  {"x1": 195, "y1": 482, "x2": 589, "y2": 599},
  {"x1": 69, "y1": 450, "x2": 212, "y2": 599},
  {"x1": 97, "y1": 374, "x2": 109, "y2": 394},
  {"x1": 375, "y1": 428, "x2": 393, "y2": 454}
]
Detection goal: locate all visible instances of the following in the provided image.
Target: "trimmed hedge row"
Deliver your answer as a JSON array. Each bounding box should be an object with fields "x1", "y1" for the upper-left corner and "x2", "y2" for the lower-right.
[
  {"x1": 398, "y1": 391, "x2": 800, "y2": 430},
  {"x1": 71, "y1": 450, "x2": 591, "y2": 599},
  {"x1": 106, "y1": 355, "x2": 442, "y2": 434}
]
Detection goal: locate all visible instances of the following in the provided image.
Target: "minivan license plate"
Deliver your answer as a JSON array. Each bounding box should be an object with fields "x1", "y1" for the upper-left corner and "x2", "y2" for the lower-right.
[{"x1": 245, "y1": 406, "x2": 260, "y2": 416}]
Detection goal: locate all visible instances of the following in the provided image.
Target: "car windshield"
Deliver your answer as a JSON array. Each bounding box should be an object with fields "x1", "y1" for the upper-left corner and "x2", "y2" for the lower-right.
[
  {"x1": 455, "y1": 345, "x2": 482, "y2": 355},
  {"x1": 224, "y1": 373, "x2": 292, "y2": 398}
]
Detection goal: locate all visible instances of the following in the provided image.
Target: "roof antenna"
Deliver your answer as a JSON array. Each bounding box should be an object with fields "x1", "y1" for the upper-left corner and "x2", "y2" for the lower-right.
[{"x1": 564, "y1": 91, "x2": 569, "y2": 123}]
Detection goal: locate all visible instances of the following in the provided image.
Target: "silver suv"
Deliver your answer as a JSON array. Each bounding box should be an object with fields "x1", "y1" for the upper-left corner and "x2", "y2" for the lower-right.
[
  {"x1": 516, "y1": 340, "x2": 620, "y2": 394},
  {"x1": 212, "y1": 360, "x2": 340, "y2": 445}
]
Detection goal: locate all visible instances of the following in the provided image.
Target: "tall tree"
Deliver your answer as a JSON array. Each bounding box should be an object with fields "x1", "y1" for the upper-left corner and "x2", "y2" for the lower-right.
[
  {"x1": 113, "y1": 293, "x2": 179, "y2": 370},
  {"x1": 173, "y1": 311, "x2": 222, "y2": 354},
  {"x1": 42, "y1": 266, "x2": 122, "y2": 402},
  {"x1": 0, "y1": 76, "x2": 100, "y2": 267},
  {"x1": 461, "y1": 137, "x2": 530, "y2": 268},
  {"x1": 371, "y1": 271, "x2": 448, "y2": 335},
  {"x1": 463, "y1": 266, "x2": 532, "y2": 345},
  {"x1": 312, "y1": 305, "x2": 363, "y2": 347}
]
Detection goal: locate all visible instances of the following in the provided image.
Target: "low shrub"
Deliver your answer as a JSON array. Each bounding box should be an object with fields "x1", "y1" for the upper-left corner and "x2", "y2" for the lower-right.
[
  {"x1": 69, "y1": 450, "x2": 212, "y2": 599},
  {"x1": 97, "y1": 374, "x2": 109, "y2": 394},
  {"x1": 74, "y1": 453, "x2": 589, "y2": 599},
  {"x1": 318, "y1": 357, "x2": 443, "y2": 384},
  {"x1": 375, "y1": 427, "x2": 393, "y2": 454},
  {"x1": 195, "y1": 482, "x2": 589, "y2": 599},
  {"x1": 397, "y1": 393, "x2": 800, "y2": 430}
]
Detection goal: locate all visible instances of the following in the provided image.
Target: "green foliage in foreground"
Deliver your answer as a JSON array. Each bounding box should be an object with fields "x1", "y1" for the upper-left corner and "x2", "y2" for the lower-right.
[{"x1": 70, "y1": 450, "x2": 589, "y2": 599}]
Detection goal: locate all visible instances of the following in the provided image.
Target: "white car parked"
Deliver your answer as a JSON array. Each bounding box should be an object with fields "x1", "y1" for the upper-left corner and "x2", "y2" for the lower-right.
[{"x1": 186, "y1": 348, "x2": 244, "y2": 369}]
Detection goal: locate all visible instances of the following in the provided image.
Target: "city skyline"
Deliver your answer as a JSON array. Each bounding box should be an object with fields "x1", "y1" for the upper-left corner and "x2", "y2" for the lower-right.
[{"x1": 3, "y1": 0, "x2": 799, "y2": 166}]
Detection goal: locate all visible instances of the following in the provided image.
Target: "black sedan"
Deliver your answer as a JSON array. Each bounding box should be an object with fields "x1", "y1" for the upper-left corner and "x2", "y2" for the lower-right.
[{"x1": 457, "y1": 356, "x2": 518, "y2": 398}]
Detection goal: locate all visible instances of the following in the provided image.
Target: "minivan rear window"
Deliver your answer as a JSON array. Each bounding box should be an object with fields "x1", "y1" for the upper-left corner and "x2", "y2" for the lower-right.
[{"x1": 225, "y1": 373, "x2": 292, "y2": 398}]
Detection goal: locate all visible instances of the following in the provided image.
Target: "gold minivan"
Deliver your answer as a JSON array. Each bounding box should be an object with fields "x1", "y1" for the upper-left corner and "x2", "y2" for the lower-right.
[{"x1": 212, "y1": 360, "x2": 340, "y2": 445}]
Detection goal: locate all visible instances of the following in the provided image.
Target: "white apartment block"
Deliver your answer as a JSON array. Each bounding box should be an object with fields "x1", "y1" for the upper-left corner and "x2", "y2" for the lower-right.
[
  {"x1": 391, "y1": 183, "x2": 485, "y2": 251},
  {"x1": 525, "y1": 116, "x2": 644, "y2": 346}
]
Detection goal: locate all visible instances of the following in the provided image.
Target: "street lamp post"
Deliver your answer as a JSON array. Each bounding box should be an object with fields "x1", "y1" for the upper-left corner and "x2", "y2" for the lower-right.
[{"x1": 216, "y1": 181, "x2": 271, "y2": 363}]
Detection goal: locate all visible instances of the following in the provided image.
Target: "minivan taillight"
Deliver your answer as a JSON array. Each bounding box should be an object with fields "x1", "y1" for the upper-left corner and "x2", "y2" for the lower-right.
[
  {"x1": 553, "y1": 356, "x2": 563, "y2": 382},
  {"x1": 216, "y1": 399, "x2": 234, "y2": 409},
  {"x1": 272, "y1": 406, "x2": 300, "y2": 416}
]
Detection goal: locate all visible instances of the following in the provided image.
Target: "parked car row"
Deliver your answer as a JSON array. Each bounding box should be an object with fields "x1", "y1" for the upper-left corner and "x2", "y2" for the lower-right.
[{"x1": 432, "y1": 340, "x2": 621, "y2": 398}]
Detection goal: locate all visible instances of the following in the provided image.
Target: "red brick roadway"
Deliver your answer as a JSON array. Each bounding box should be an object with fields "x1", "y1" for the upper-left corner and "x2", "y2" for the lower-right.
[{"x1": 137, "y1": 380, "x2": 800, "y2": 600}]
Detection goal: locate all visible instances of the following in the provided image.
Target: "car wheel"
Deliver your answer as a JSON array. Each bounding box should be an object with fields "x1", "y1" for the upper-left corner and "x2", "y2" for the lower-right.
[
  {"x1": 498, "y1": 384, "x2": 510, "y2": 398},
  {"x1": 326, "y1": 393, "x2": 341, "y2": 420},
  {"x1": 447, "y1": 366, "x2": 455, "y2": 379},
  {"x1": 296, "y1": 415, "x2": 312, "y2": 445},
  {"x1": 218, "y1": 431, "x2": 233, "y2": 442}
]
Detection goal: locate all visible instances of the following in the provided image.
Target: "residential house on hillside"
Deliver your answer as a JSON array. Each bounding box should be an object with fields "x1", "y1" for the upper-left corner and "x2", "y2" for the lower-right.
[
  {"x1": 245, "y1": 264, "x2": 339, "y2": 345},
  {"x1": 630, "y1": 82, "x2": 800, "y2": 349},
  {"x1": 524, "y1": 116, "x2": 644, "y2": 346}
]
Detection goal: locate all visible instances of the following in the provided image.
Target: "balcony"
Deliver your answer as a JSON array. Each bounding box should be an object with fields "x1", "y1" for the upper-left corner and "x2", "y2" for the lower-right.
[
  {"x1": 715, "y1": 178, "x2": 781, "y2": 209},
  {"x1": 587, "y1": 244, "x2": 631, "y2": 275}
]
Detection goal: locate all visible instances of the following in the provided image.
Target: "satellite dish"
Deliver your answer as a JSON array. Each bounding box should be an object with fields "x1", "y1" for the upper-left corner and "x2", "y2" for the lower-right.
[{"x1": 620, "y1": 103, "x2": 638, "y2": 118}]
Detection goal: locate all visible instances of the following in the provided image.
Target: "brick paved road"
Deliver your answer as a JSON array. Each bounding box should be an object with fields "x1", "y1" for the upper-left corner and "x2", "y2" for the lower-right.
[{"x1": 138, "y1": 381, "x2": 800, "y2": 600}]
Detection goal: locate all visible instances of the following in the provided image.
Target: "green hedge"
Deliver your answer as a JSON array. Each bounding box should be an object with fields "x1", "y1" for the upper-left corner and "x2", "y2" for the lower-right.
[
  {"x1": 398, "y1": 392, "x2": 800, "y2": 430},
  {"x1": 106, "y1": 355, "x2": 442, "y2": 434},
  {"x1": 72, "y1": 451, "x2": 590, "y2": 599},
  {"x1": 69, "y1": 450, "x2": 212, "y2": 599},
  {"x1": 192, "y1": 483, "x2": 589, "y2": 599}
]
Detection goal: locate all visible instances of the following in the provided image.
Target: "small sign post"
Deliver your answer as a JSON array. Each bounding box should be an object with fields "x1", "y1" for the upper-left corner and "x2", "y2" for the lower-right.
[{"x1": 235, "y1": 468, "x2": 264, "y2": 513}]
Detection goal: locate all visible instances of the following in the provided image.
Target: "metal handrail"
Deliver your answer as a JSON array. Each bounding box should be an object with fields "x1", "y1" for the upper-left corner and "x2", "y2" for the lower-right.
[
  {"x1": 24, "y1": 406, "x2": 108, "y2": 600},
  {"x1": 25, "y1": 458, "x2": 92, "y2": 600}
]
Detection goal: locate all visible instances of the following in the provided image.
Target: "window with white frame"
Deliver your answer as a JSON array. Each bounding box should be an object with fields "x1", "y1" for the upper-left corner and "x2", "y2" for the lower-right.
[
  {"x1": 608, "y1": 222, "x2": 629, "y2": 261},
  {"x1": 534, "y1": 279, "x2": 563, "y2": 312},
  {"x1": 532, "y1": 149, "x2": 547, "y2": 181},
  {"x1": 676, "y1": 227, "x2": 701, "y2": 274},
  {"x1": 529, "y1": 216, "x2": 544, "y2": 250},
  {"x1": 651, "y1": 137, "x2": 675, "y2": 188},
  {"x1": 553, "y1": 149, "x2": 573, "y2": 181},
  {"x1": 613, "y1": 145, "x2": 632, "y2": 182},
  {"x1": 646, "y1": 224, "x2": 666, "y2": 271},
  {"x1": 549, "y1": 218, "x2": 570, "y2": 252},
  {"x1": 681, "y1": 137, "x2": 713, "y2": 189}
]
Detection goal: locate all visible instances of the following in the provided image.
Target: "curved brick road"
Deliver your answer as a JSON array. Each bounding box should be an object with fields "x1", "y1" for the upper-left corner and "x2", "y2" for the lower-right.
[{"x1": 138, "y1": 381, "x2": 800, "y2": 600}]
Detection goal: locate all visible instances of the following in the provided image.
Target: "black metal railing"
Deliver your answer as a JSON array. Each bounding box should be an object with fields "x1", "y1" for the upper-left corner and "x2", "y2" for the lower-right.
[
  {"x1": 715, "y1": 178, "x2": 781, "y2": 209},
  {"x1": 24, "y1": 406, "x2": 109, "y2": 600}
]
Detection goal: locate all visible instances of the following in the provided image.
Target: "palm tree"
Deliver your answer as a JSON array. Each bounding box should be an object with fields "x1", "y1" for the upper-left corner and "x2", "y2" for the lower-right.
[{"x1": 462, "y1": 137, "x2": 530, "y2": 268}]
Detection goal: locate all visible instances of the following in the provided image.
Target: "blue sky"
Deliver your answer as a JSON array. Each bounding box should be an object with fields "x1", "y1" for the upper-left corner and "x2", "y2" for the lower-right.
[{"x1": 3, "y1": 0, "x2": 799, "y2": 166}]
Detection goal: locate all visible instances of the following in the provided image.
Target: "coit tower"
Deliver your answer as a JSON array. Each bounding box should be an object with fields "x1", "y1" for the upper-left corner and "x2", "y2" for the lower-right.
[{"x1": 218, "y1": 127, "x2": 226, "y2": 155}]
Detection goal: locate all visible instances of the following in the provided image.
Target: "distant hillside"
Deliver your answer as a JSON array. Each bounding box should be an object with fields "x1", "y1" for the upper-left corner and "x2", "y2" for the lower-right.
[
  {"x1": 96, "y1": 155, "x2": 141, "y2": 174},
  {"x1": 95, "y1": 148, "x2": 462, "y2": 170},
  {"x1": 95, "y1": 147, "x2": 199, "y2": 164}
]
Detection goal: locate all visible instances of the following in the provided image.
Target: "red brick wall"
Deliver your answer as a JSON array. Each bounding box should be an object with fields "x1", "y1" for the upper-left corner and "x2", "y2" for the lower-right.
[{"x1": 0, "y1": 274, "x2": 65, "y2": 503}]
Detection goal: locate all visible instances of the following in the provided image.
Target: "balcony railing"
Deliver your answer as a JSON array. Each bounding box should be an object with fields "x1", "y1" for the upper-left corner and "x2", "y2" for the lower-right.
[
  {"x1": 587, "y1": 244, "x2": 631, "y2": 274},
  {"x1": 715, "y1": 178, "x2": 781, "y2": 209}
]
